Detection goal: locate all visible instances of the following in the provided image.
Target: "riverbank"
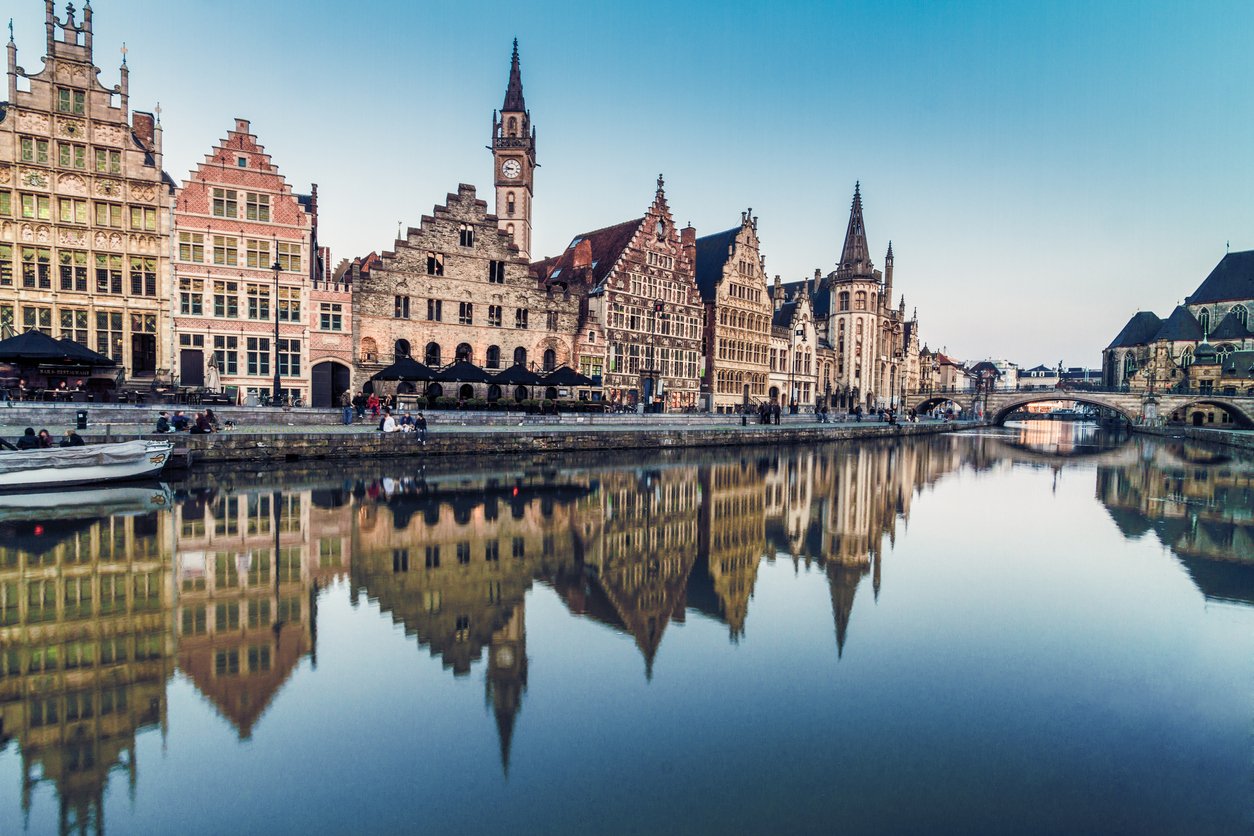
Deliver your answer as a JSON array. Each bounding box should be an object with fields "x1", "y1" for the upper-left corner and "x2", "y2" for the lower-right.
[{"x1": 1132, "y1": 424, "x2": 1254, "y2": 452}]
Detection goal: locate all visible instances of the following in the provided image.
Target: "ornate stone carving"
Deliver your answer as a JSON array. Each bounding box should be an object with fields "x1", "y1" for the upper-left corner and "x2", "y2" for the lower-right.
[
  {"x1": 109, "y1": 233, "x2": 124, "y2": 251},
  {"x1": 56, "y1": 118, "x2": 87, "y2": 138},
  {"x1": 20, "y1": 224, "x2": 34, "y2": 242},
  {"x1": 95, "y1": 231, "x2": 108, "y2": 248},
  {"x1": 57, "y1": 173, "x2": 88, "y2": 196},
  {"x1": 35, "y1": 225, "x2": 51, "y2": 244},
  {"x1": 96, "y1": 179, "x2": 123, "y2": 198},
  {"x1": 19, "y1": 170, "x2": 50, "y2": 190},
  {"x1": 58, "y1": 228, "x2": 88, "y2": 246},
  {"x1": 0, "y1": 165, "x2": 11, "y2": 185},
  {"x1": 94, "y1": 125, "x2": 126, "y2": 147},
  {"x1": 15, "y1": 112, "x2": 51, "y2": 133},
  {"x1": 131, "y1": 183, "x2": 158, "y2": 203}
]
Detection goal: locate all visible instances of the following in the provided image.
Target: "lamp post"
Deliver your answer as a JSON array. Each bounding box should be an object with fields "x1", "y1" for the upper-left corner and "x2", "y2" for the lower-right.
[{"x1": 272, "y1": 242, "x2": 281, "y2": 406}]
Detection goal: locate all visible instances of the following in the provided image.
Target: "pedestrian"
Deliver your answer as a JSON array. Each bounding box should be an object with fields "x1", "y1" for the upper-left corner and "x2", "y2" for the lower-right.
[
  {"x1": 190, "y1": 412, "x2": 213, "y2": 434},
  {"x1": 352, "y1": 390, "x2": 366, "y2": 420},
  {"x1": 855, "y1": 404, "x2": 863, "y2": 422},
  {"x1": 772, "y1": 402, "x2": 781, "y2": 425},
  {"x1": 37, "y1": 428, "x2": 54, "y2": 448},
  {"x1": 15, "y1": 427, "x2": 39, "y2": 449},
  {"x1": 60, "y1": 428, "x2": 85, "y2": 447},
  {"x1": 172, "y1": 410, "x2": 190, "y2": 431},
  {"x1": 415, "y1": 412, "x2": 427, "y2": 445},
  {"x1": 155, "y1": 411, "x2": 171, "y2": 433},
  {"x1": 340, "y1": 388, "x2": 354, "y2": 425},
  {"x1": 367, "y1": 392, "x2": 380, "y2": 417}
]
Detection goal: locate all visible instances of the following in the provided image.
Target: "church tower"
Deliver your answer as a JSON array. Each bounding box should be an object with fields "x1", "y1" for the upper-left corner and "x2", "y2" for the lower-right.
[
  {"x1": 486, "y1": 603, "x2": 528, "y2": 776},
  {"x1": 491, "y1": 39, "x2": 537, "y2": 260}
]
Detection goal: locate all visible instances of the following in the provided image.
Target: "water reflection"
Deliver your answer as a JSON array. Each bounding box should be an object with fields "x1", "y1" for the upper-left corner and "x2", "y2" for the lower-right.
[{"x1": 1, "y1": 426, "x2": 1251, "y2": 832}]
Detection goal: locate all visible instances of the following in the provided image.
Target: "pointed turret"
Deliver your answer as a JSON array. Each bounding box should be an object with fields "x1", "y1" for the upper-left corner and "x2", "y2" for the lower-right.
[
  {"x1": 502, "y1": 37, "x2": 525, "y2": 112},
  {"x1": 837, "y1": 182, "x2": 872, "y2": 278}
]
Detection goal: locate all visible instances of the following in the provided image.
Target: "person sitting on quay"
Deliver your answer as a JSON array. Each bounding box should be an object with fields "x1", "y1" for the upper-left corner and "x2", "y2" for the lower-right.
[
  {"x1": 171, "y1": 411, "x2": 190, "y2": 432},
  {"x1": 204, "y1": 409, "x2": 222, "y2": 431},
  {"x1": 379, "y1": 407, "x2": 399, "y2": 433},
  {"x1": 37, "y1": 429, "x2": 54, "y2": 448},
  {"x1": 415, "y1": 412, "x2": 427, "y2": 445},
  {"x1": 352, "y1": 390, "x2": 366, "y2": 420},
  {"x1": 15, "y1": 427, "x2": 39, "y2": 450},
  {"x1": 190, "y1": 412, "x2": 213, "y2": 434},
  {"x1": 398, "y1": 411, "x2": 415, "y2": 430},
  {"x1": 60, "y1": 428, "x2": 85, "y2": 447},
  {"x1": 155, "y1": 411, "x2": 172, "y2": 433}
]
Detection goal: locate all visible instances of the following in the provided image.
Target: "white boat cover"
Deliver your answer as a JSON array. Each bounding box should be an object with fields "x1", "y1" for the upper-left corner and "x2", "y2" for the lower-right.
[{"x1": 0, "y1": 440, "x2": 161, "y2": 474}]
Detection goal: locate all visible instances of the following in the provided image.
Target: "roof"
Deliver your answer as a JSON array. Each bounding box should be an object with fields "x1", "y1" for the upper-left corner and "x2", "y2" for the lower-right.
[
  {"x1": 1153, "y1": 305, "x2": 1203, "y2": 342},
  {"x1": 837, "y1": 182, "x2": 872, "y2": 278},
  {"x1": 1107, "y1": 311, "x2": 1163, "y2": 349},
  {"x1": 1220, "y1": 349, "x2": 1254, "y2": 376},
  {"x1": 538, "y1": 219, "x2": 640, "y2": 287},
  {"x1": 502, "y1": 39, "x2": 526, "y2": 112},
  {"x1": 772, "y1": 300, "x2": 798, "y2": 329},
  {"x1": 1209, "y1": 311, "x2": 1251, "y2": 341},
  {"x1": 1187, "y1": 250, "x2": 1254, "y2": 305},
  {"x1": 969, "y1": 361, "x2": 1002, "y2": 375},
  {"x1": 693, "y1": 227, "x2": 739, "y2": 300}
]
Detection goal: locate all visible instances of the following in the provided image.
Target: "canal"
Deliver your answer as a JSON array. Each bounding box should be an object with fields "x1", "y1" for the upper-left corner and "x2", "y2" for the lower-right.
[{"x1": 0, "y1": 424, "x2": 1250, "y2": 834}]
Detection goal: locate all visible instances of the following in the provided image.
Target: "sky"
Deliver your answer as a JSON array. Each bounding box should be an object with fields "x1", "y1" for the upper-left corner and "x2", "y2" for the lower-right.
[{"x1": 10, "y1": 0, "x2": 1253, "y2": 365}]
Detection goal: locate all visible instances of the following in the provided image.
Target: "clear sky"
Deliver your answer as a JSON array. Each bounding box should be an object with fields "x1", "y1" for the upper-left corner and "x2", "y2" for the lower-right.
[{"x1": 10, "y1": 0, "x2": 1252, "y2": 365}]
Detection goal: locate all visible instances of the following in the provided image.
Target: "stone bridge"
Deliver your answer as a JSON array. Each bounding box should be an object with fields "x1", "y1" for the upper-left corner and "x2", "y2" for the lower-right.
[{"x1": 908, "y1": 389, "x2": 1254, "y2": 428}]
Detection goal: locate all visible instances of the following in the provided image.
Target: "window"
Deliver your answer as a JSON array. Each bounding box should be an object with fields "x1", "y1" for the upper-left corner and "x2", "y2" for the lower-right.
[
  {"x1": 94, "y1": 201, "x2": 123, "y2": 227},
  {"x1": 546, "y1": 310, "x2": 558, "y2": 331},
  {"x1": 426, "y1": 251, "x2": 444, "y2": 276},
  {"x1": 488, "y1": 305, "x2": 502, "y2": 327},
  {"x1": 319, "y1": 302, "x2": 343, "y2": 331},
  {"x1": 0, "y1": 245, "x2": 10, "y2": 287},
  {"x1": 855, "y1": 291, "x2": 866, "y2": 310},
  {"x1": 213, "y1": 280, "x2": 239, "y2": 318},
  {"x1": 94, "y1": 148, "x2": 122, "y2": 174},
  {"x1": 96, "y1": 312, "x2": 123, "y2": 360},
  {"x1": 486, "y1": 345, "x2": 501, "y2": 369},
  {"x1": 459, "y1": 223, "x2": 475, "y2": 247},
  {"x1": 513, "y1": 347, "x2": 527, "y2": 367},
  {"x1": 179, "y1": 277, "x2": 204, "y2": 315},
  {"x1": 59, "y1": 250, "x2": 88, "y2": 291},
  {"x1": 20, "y1": 193, "x2": 51, "y2": 220},
  {"x1": 427, "y1": 298, "x2": 442, "y2": 321},
  {"x1": 128, "y1": 257, "x2": 157, "y2": 297},
  {"x1": 425, "y1": 545, "x2": 440, "y2": 569},
  {"x1": 278, "y1": 338, "x2": 300, "y2": 377},
  {"x1": 247, "y1": 284, "x2": 271, "y2": 320},
  {"x1": 506, "y1": 192, "x2": 516, "y2": 216},
  {"x1": 1233, "y1": 304, "x2": 1249, "y2": 328},
  {"x1": 457, "y1": 542, "x2": 472, "y2": 565},
  {"x1": 425, "y1": 342, "x2": 441, "y2": 366},
  {"x1": 130, "y1": 313, "x2": 156, "y2": 337},
  {"x1": 58, "y1": 142, "x2": 88, "y2": 169},
  {"x1": 21, "y1": 247, "x2": 51, "y2": 289},
  {"x1": 129, "y1": 205, "x2": 157, "y2": 231},
  {"x1": 1198, "y1": 308, "x2": 1210, "y2": 334},
  {"x1": 456, "y1": 343, "x2": 472, "y2": 362},
  {"x1": 512, "y1": 537, "x2": 525, "y2": 558},
  {"x1": 0, "y1": 192, "x2": 10, "y2": 216},
  {"x1": 212, "y1": 188, "x2": 238, "y2": 218},
  {"x1": 489, "y1": 260, "x2": 506, "y2": 284},
  {"x1": 394, "y1": 339, "x2": 410, "y2": 359},
  {"x1": 57, "y1": 87, "x2": 86, "y2": 115},
  {"x1": 246, "y1": 239, "x2": 271, "y2": 269},
  {"x1": 213, "y1": 335, "x2": 238, "y2": 374},
  {"x1": 514, "y1": 308, "x2": 528, "y2": 329},
  {"x1": 22, "y1": 306, "x2": 52, "y2": 332},
  {"x1": 213, "y1": 235, "x2": 238, "y2": 266},
  {"x1": 179, "y1": 232, "x2": 205, "y2": 262},
  {"x1": 20, "y1": 136, "x2": 50, "y2": 163},
  {"x1": 277, "y1": 242, "x2": 302, "y2": 273},
  {"x1": 385, "y1": 293, "x2": 407, "y2": 321},
  {"x1": 543, "y1": 349, "x2": 557, "y2": 372},
  {"x1": 246, "y1": 192, "x2": 270, "y2": 221},
  {"x1": 393, "y1": 549, "x2": 410, "y2": 573},
  {"x1": 459, "y1": 301, "x2": 473, "y2": 325},
  {"x1": 278, "y1": 286, "x2": 300, "y2": 322},
  {"x1": 247, "y1": 337, "x2": 271, "y2": 376}
]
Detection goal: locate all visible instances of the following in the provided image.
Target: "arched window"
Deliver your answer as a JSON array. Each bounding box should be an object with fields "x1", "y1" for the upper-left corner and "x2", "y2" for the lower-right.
[
  {"x1": 394, "y1": 339, "x2": 410, "y2": 360},
  {"x1": 506, "y1": 223, "x2": 515, "y2": 243},
  {"x1": 1180, "y1": 348, "x2": 1193, "y2": 368},
  {"x1": 543, "y1": 349, "x2": 557, "y2": 371},
  {"x1": 487, "y1": 384, "x2": 502, "y2": 402},
  {"x1": 360, "y1": 337, "x2": 378, "y2": 363},
  {"x1": 456, "y1": 342, "x2": 472, "y2": 363},
  {"x1": 507, "y1": 116, "x2": 518, "y2": 137},
  {"x1": 1217, "y1": 343, "x2": 1235, "y2": 360},
  {"x1": 1198, "y1": 308, "x2": 1210, "y2": 335},
  {"x1": 486, "y1": 345, "x2": 501, "y2": 369},
  {"x1": 513, "y1": 347, "x2": 527, "y2": 367},
  {"x1": 507, "y1": 192, "x2": 516, "y2": 217},
  {"x1": 1122, "y1": 353, "x2": 1138, "y2": 380},
  {"x1": 855, "y1": 291, "x2": 867, "y2": 310},
  {"x1": 1232, "y1": 303, "x2": 1249, "y2": 328},
  {"x1": 459, "y1": 384, "x2": 474, "y2": 400},
  {"x1": 424, "y1": 342, "x2": 441, "y2": 366},
  {"x1": 838, "y1": 292, "x2": 850, "y2": 312}
]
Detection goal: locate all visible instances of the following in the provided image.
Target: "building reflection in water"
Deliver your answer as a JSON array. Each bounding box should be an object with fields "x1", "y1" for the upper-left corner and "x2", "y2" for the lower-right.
[{"x1": 3, "y1": 427, "x2": 1251, "y2": 827}]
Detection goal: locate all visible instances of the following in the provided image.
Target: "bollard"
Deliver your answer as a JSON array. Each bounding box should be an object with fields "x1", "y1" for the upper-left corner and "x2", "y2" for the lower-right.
[{"x1": 76, "y1": 409, "x2": 88, "y2": 430}]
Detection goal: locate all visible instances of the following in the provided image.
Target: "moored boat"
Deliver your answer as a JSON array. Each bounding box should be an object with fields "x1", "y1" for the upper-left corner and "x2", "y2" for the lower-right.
[{"x1": 0, "y1": 439, "x2": 174, "y2": 489}]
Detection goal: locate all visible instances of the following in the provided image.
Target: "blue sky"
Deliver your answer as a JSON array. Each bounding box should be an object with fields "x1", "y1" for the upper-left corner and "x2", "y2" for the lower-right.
[{"x1": 11, "y1": 0, "x2": 1252, "y2": 364}]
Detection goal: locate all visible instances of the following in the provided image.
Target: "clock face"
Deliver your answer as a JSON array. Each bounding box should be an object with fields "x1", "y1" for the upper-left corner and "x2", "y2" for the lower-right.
[{"x1": 502, "y1": 159, "x2": 522, "y2": 179}]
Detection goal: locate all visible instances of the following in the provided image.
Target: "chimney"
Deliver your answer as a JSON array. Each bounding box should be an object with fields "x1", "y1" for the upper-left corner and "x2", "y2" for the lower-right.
[
  {"x1": 773, "y1": 274, "x2": 782, "y2": 311},
  {"x1": 681, "y1": 223, "x2": 696, "y2": 266},
  {"x1": 131, "y1": 111, "x2": 155, "y2": 148}
]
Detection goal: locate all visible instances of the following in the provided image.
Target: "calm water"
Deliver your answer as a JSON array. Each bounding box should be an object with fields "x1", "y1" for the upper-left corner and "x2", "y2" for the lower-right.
[{"x1": 1, "y1": 424, "x2": 1250, "y2": 835}]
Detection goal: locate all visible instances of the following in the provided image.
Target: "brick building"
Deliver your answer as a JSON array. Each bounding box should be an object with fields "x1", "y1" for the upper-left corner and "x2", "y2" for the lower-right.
[
  {"x1": 172, "y1": 119, "x2": 330, "y2": 405},
  {"x1": 1, "y1": 1, "x2": 171, "y2": 381}
]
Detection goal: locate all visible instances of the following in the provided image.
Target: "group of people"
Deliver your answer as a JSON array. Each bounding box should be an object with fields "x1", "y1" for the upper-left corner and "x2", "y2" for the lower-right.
[
  {"x1": 343, "y1": 390, "x2": 400, "y2": 424},
  {"x1": 2, "y1": 426, "x2": 85, "y2": 450},
  {"x1": 377, "y1": 407, "x2": 427, "y2": 442},
  {"x1": 155, "y1": 409, "x2": 219, "y2": 434}
]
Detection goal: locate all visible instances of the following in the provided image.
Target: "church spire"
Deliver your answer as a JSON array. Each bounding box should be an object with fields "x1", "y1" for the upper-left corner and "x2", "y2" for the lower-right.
[
  {"x1": 502, "y1": 37, "x2": 525, "y2": 112},
  {"x1": 838, "y1": 181, "x2": 872, "y2": 277}
]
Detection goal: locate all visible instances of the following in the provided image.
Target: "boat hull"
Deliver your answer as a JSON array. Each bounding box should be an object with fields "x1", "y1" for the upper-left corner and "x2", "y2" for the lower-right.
[{"x1": 0, "y1": 440, "x2": 174, "y2": 489}]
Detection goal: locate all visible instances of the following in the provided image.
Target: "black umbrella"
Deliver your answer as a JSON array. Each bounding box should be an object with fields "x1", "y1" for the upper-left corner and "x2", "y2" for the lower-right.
[
  {"x1": 490, "y1": 364, "x2": 542, "y2": 385},
  {"x1": 541, "y1": 366, "x2": 595, "y2": 387},
  {"x1": 370, "y1": 356, "x2": 435, "y2": 382},
  {"x1": 0, "y1": 329, "x2": 115, "y2": 365},
  {"x1": 433, "y1": 360, "x2": 492, "y2": 383},
  {"x1": 57, "y1": 338, "x2": 117, "y2": 367}
]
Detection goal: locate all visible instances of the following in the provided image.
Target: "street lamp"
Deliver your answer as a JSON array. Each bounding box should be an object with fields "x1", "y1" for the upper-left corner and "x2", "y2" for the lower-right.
[{"x1": 272, "y1": 240, "x2": 281, "y2": 406}]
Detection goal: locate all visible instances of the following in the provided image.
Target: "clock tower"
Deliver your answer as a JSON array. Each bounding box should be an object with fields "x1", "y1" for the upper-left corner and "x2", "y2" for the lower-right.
[{"x1": 492, "y1": 39, "x2": 537, "y2": 260}]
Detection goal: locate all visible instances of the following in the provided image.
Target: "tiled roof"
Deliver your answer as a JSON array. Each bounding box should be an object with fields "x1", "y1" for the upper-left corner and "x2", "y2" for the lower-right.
[
  {"x1": 772, "y1": 300, "x2": 798, "y2": 329},
  {"x1": 1153, "y1": 305, "x2": 1203, "y2": 342},
  {"x1": 1187, "y1": 250, "x2": 1254, "y2": 305},
  {"x1": 1220, "y1": 349, "x2": 1254, "y2": 376},
  {"x1": 1208, "y1": 311, "x2": 1251, "y2": 341},
  {"x1": 694, "y1": 226, "x2": 739, "y2": 301},
  {"x1": 538, "y1": 219, "x2": 640, "y2": 287},
  {"x1": 1107, "y1": 311, "x2": 1163, "y2": 349}
]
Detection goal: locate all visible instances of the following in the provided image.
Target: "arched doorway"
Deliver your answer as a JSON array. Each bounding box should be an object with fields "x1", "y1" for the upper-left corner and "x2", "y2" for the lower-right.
[
  {"x1": 514, "y1": 386, "x2": 528, "y2": 402},
  {"x1": 311, "y1": 361, "x2": 351, "y2": 408},
  {"x1": 545, "y1": 386, "x2": 558, "y2": 400},
  {"x1": 487, "y1": 384, "x2": 502, "y2": 402},
  {"x1": 427, "y1": 382, "x2": 444, "y2": 400},
  {"x1": 425, "y1": 342, "x2": 441, "y2": 366},
  {"x1": 514, "y1": 347, "x2": 527, "y2": 367},
  {"x1": 769, "y1": 385, "x2": 779, "y2": 403},
  {"x1": 459, "y1": 384, "x2": 474, "y2": 400}
]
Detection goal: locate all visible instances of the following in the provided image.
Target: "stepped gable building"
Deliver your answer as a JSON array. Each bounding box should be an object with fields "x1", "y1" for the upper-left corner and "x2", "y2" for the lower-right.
[
  {"x1": 1, "y1": 1, "x2": 172, "y2": 380},
  {"x1": 1104, "y1": 250, "x2": 1253, "y2": 398},
  {"x1": 781, "y1": 184, "x2": 919, "y2": 411},
  {"x1": 767, "y1": 280, "x2": 820, "y2": 409},
  {"x1": 173, "y1": 118, "x2": 334, "y2": 406},
  {"x1": 535, "y1": 176, "x2": 703, "y2": 410},
  {"x1": 694, "y1": 211, "x2": 773, "y2": 412}
]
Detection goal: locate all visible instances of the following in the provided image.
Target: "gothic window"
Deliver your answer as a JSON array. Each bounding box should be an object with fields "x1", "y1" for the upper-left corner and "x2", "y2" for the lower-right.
[
  {"x1": 1179, "y1": 349, "x2": 1193, "y2": 368},
  {"x1": 506, "y1": 194, "x2": 516, "y2": 217},
  {"x1": 1122, "y1": 353, "x2": 1138, "y2": 380},
  {"x1": 456, "y1": 343, "x2": 472, "y2": 362},
  {"x1": 394, "y1": 339, "x2": 410, "y2": 360},
  {"x1": 459, "y1": 224, "x2": 475, "y2": 248},
  {"x1": 425, "y1": 342, "x2": 441, "y2": 366},
  {"x1": 515, "y1": 308, "x2": 529, "y2": 329},
  {"x1": 459, "y1": 301, "x2": 473, "y2": 325},
  {"x1": 508, "y1": 117, "x2": 518, "y2": 137},
  {"x1": 855, "y1": 291, "x2": 867, "y2": 310},
  {"x1": 514, "y1": 347, "x2": 527, "y2": 367},
  {"x1": 1233, "y1": 304, "x2": 1249, "y2": 328},
  {"x1": 1198, "y1": 308, "x2": 1210, "y2": 335},
  {"x1": 506, "y1": 223, "x2": 515, "y2": 242},
  {"x1": 394, "y1": 295, "x2": 410, "y2": 319},
  {"x1": 543, "y1": 349, "x2": 557, "y2": 372},
  {"x1": 489, "y1": 260, "x2": 506, "y2": 283},
  {"x1": 486, "y1": 345, "x2": 501, "y2": 369},
  {"x1": 426, "y1": 251, "x2": 444, "y2": 276}
]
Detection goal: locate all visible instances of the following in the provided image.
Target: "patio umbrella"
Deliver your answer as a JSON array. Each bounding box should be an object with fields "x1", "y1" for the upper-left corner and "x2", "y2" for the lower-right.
[
  {"x1": 370, "y1": 356, "x2": 435, "y2": 382},
  {"x1": 0, "y1": 329, "x2": 115, "y2": 364},
  {"x1": 540, "y1": 366, "x2": 596, "y2": 387},
  {"x1": 57, "y1": 338, "x2": 118, "y2": 366},
  {"x1": 433, "y1": 360, "x2": 492, "y2": 383},
  {"x1": 489, "y1": 364, "x2": 542, "y2": 385}
]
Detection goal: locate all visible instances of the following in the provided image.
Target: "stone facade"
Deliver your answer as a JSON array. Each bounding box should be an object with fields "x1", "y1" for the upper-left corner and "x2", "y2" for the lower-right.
[
  {"x1": 768, "y1": 287, "x2": 819, "y2": 408},
  {"x1": 172, "y1": 119, "x2": 324, "y2": 405},
  {"x1": 1, "y1": 1, "x2": 171, "y2": 379},
  {"x1": 352, "y1": 184, "x2": 580, "y2": 397}
]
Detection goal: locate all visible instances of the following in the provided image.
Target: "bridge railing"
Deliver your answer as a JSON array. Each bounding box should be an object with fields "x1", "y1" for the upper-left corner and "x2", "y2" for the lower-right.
[{"x1": 906, "y1": 385, "x2": 1254, "y2": 399}]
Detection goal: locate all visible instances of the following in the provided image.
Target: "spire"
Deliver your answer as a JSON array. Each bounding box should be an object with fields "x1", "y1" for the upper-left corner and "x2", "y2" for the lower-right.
[
  {"x1": 502, "y1": 38, "x2": 525, "y2": 112},
  {"x1": 838, "y1": 181, "x2": 871, "y2": 276},
  {"x1": 886, "y1": 240, "x2": 894, "y2": 261}
]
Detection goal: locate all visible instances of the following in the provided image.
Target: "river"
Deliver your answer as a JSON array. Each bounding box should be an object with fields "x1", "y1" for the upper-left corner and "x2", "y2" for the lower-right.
[{"x1": 0, "y1": 423, "x2": 1249, "y2": 834}]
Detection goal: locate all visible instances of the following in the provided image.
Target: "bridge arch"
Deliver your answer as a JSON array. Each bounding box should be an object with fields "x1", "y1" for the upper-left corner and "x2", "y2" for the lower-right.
[
  {"x1": 988, "y1": 394, "x2": 1136, "y2": 425},
  {"x1": 911, "y1": 395, "x2": 968, "y2": 416},
  {"x1": 1168, "y1": 398, "x2": 1254, "y2": 428}
]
